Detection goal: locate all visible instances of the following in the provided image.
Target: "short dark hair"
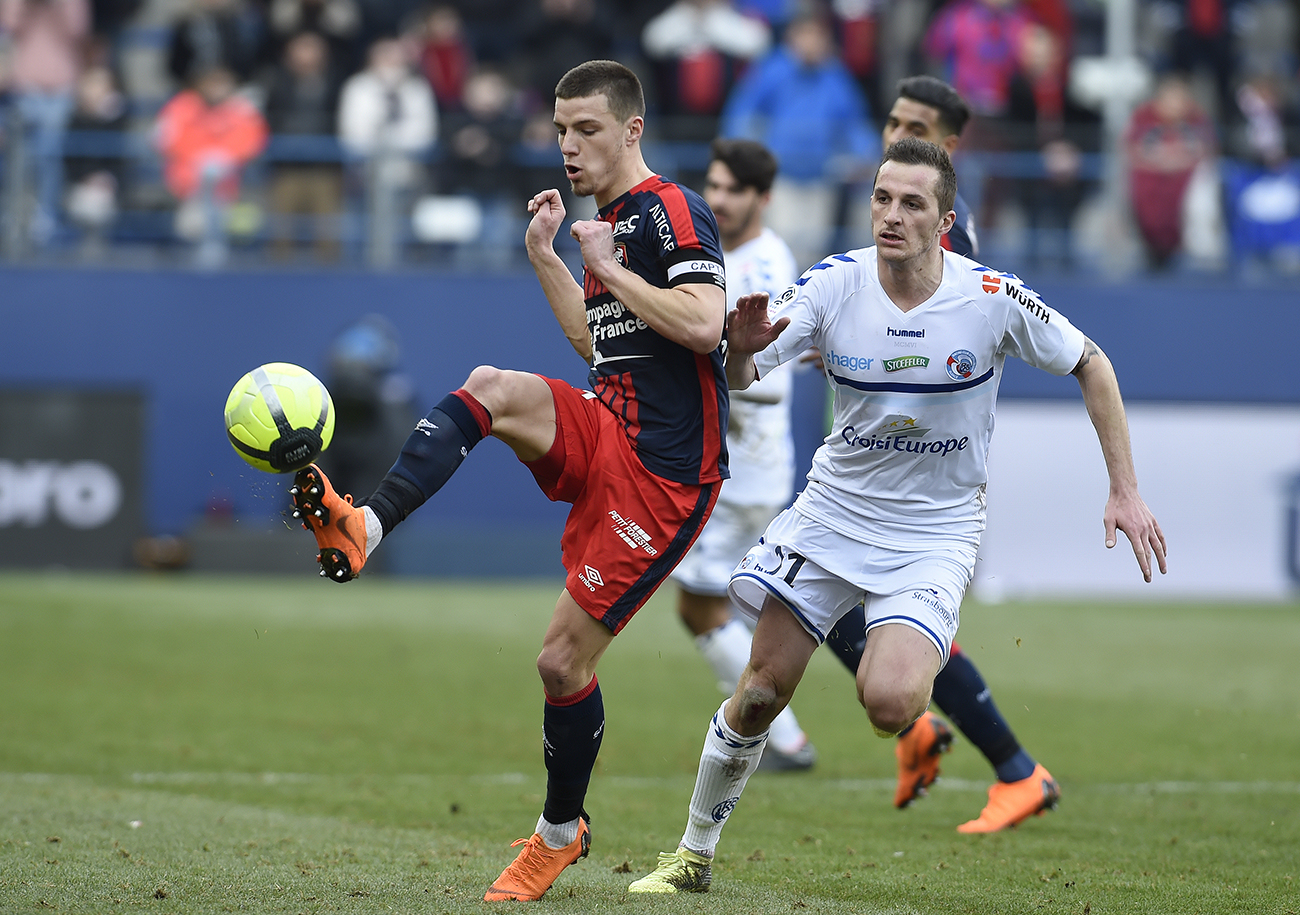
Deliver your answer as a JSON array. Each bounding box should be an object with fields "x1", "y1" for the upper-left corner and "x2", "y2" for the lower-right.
[
  {"x1": 896, "y1": 75, "x2": 971, "y2": 138},
  {"x1": 877, "y1": 136, "x2": 958, "y2": 215},
  {"x1": 555, "y1": 60, "x2": 646, "y2": 123},
  {"x1": 708, "y1": 137, "x2": 779, "y2": 194}
]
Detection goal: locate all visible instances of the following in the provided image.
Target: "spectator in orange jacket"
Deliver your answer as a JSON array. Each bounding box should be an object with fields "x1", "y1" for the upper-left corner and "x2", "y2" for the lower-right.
[
  {"x1": 156, "y1": 64, "x2": 269, "y2": 202},
  {"x1": 156, "y1": 65, "x2": 268, "y2": 265}
]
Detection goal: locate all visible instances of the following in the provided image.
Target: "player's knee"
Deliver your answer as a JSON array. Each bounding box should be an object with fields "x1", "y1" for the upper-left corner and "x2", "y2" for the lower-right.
[
  {"x1": 463, "y1": 364, "x2": 507, "y2": 399},
  {"x1": 859, "y1": 683, "x2": 927, "y2": 737},
  {"x1": 535, "y1": 644, "x2": 585, "y2": 697},
  {"x1": 462, "y1": 364, "x2": 550, "y2": 430},
  {"x1": 732, "y1": 677, "x2": 781, "y2": 732}
]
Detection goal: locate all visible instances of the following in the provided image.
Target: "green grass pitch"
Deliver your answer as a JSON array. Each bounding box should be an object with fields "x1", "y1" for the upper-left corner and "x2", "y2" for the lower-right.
[{"x1": 1, "y1": 571, "x2": 1297, "y2": 913}]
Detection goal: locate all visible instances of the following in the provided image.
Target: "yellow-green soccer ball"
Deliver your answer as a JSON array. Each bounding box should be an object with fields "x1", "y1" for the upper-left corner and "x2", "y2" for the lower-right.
[{"x1": 224, "y1": 363, "x2": 335, "y2": 473}]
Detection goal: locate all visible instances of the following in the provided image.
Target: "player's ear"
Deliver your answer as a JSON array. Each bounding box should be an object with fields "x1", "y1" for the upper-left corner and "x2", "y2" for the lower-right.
[
  {"x1": 618, "y1": 114, "x2": 639, "y2": 146},
  {"x1": 938, "y1": 208, "x2": 956, "y2": 236},
  {"x1": 626, "y1": 115, "x2": 644, "y2": 145}
]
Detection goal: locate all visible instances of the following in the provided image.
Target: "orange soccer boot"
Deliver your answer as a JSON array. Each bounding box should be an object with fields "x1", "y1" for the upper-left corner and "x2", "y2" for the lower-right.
[
  {"x1": 484, "y1": 817, "x2": 591, "y2": 901},
  {"x1": 894, "y1": 710, "x2": 954, "y2": 808},
  {"x1": 957, "y1": 763, "x2": 1061, "y2": 833},
  {"x1": 289, "y1": 463, "x2": 368, "y2": 582}
]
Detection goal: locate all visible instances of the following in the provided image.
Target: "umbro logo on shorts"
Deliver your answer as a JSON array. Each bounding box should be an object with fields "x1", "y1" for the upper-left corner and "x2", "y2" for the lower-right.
[{"x1": 578, "y1": 565, "x2": 604, "y2": 591}]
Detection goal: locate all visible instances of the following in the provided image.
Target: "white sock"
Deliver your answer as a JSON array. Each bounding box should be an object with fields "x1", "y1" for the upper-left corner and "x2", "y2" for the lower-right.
[
  {"x1": 681, "y1": 700, "x2": 767, "y2": 856},
  {"x1": 695, "y1": 618, "x2": 750, "y2": 693},
  {"x1": 767, "y1": 707, "x2": 807, "y2": 755},
  {"x1": 535, "y1": 813, "x2": 580, "y2": 850},
  {"x1": 697, "y1": 619, "x2": 807, "y2": 754},
  {"x1": 361, "y1": 505, "x2": 383, "y2": 559}
]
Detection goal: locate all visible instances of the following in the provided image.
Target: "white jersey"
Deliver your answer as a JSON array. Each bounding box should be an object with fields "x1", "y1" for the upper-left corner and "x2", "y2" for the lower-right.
[
  {"x1": 754, "y1": 247, "x2": 1086, "y2": 550},
  {"x1": 722, "y1": 227, "x2": 799, "y2": 506}
]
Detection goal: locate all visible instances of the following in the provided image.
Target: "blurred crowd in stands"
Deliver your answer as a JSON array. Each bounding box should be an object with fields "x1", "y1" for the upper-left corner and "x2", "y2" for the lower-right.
[{"x1": 0, "y1": 0, "x2": 1296, "y2": 273}]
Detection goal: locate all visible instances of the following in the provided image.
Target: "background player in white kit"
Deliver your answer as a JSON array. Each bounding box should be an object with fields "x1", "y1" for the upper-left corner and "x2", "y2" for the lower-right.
[
  {"x1": 670, "y1": 138, "x2": 814, "y2": 772},
  {"x1": 629, "y1": 136, "x2": 1167, "y2": 894}
]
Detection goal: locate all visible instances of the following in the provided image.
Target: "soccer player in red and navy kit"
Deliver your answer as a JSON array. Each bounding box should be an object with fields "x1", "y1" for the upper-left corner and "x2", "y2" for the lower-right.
[{"x1": 290, "y1": 60, "x2": 729, "y2": 901}]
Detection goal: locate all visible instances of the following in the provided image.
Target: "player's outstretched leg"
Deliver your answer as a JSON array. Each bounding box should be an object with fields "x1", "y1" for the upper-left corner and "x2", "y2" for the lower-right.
[
  {"x1": 893, "y1": 710, "x2": 954, "y2": 808},
  {"x1": 290, "y1": 463, "x2": 375, "y2": 582},
  {"x1": 291, "y1": 389, "x2": 492, "y2": 582}
]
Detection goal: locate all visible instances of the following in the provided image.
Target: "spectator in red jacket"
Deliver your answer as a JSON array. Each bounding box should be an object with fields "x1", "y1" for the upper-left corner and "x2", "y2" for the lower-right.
[
  {"x1": 414, "y1": 5, "x2": 474, "y2": 113},
  {"x1": 1124, "y1": 71, "x2": 1216, "y2": 269},
  {"x1": 155, "y1": 65, "x2": 269, "y2": 265}
]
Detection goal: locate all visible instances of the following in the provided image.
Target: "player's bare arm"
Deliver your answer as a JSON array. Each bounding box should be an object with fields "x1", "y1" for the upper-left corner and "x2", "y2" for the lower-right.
[
  {"x1": 571, "y1": 218, "x2": 725, "y2": 354},
  {"x1": 527, "y1": 189, "x2": 592, "y2": 360},
  {"x1": 725, "y1": 292, "x2": 790, "y2": 390},
  {"x1": 1072, "y1": 336, "x2": 1168, "y2": 582}
]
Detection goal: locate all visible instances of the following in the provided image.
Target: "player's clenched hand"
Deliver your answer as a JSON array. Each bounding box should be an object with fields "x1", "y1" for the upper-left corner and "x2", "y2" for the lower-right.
[
  {"x1": 727, "y1": 292, "x2": 790, "y2": 356},
  {"x1": 569, "y1": 218, "x2": 617, "y2": 275},
  {"x1": 526, "y1": 189, "x2": 566, "y2": 251},
  {"x1": 1104, "y1": 490, "x2": 1167, "y2": 583}
]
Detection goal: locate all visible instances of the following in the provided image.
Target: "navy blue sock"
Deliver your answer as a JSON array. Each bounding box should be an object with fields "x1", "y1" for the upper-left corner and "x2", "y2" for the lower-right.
[
  {"x1": 541, "y1": 678, "x2": 604, "y2": 826},
  {"x1": 931, "y1": 650, "x2": 1035, "y2": 782},
  {"x1": 361, "y1": 392, "x2": 489, "y2": 535},
  {"x1": 825, "y1": 604, "x2": 867, "y2": 674}
]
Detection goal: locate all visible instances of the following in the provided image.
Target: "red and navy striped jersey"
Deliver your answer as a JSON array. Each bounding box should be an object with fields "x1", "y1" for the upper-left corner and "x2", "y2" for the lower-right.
[
  {"x1": 940, "y1": 191, "x2": 979, "y2": 258},
  {"x1": 585, "y1": 174, "x2": 730, "y2": 486}
]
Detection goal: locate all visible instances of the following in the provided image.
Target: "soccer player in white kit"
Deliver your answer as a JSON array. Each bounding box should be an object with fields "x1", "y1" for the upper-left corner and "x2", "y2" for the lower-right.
[
  {"x1": 629, "y1": 136, "x2": 1167, "y2": 893},
  {"x1": 670, "y1": 138, "x2": 814, "y2": 771}
]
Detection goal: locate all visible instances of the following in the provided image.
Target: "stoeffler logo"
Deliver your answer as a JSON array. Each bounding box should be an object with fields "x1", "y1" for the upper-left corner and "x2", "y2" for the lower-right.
[
  {"x1": 0, "y1": 460, "x2": 123, "y2": 529},
  {"x1": 883, "y1": 356, "x2": 929, "y2": 372}
]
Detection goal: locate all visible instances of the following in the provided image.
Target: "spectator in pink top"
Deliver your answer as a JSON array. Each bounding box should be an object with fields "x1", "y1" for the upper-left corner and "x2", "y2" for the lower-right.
[
  {"x1": 1, "y1": 0, "x2": 91, "y2": 246},
  {"x1": 924, "y1": 0, "x2": 1038, "y2": 231}
]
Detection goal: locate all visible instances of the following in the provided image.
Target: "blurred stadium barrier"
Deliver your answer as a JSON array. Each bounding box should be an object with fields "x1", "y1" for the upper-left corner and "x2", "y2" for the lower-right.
[{"x1": 2, "y1": 267, "x2": 1297, "y2": 590}]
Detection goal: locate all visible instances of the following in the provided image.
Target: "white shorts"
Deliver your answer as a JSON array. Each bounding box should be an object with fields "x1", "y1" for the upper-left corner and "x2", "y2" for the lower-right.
[
  {"x1": 670, "y1": 498, "x2": 787, "y2": 597},
  {"x1": 728, "y1": 507, "x2": 976, "y2": 666}
]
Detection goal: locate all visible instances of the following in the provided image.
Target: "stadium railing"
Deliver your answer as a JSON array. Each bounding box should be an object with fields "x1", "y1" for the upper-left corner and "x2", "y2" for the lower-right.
[{"x1": 1, "y1": 121, "x2": 1262, "y2": 273}]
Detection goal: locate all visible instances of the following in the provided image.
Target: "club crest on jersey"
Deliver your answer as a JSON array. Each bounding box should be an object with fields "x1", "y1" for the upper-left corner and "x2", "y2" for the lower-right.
[
  {"x1": 613, "y1": 243, "x2": 628, "y2": 269},
  {"x1": 946, "y1": 350, "x2": 977, "y2": 381}
]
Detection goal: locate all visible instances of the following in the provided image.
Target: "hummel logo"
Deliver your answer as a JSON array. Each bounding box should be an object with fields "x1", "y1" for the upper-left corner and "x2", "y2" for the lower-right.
[{"x1": 415, "y1": 418, "x2": 439, "y2": 436}]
